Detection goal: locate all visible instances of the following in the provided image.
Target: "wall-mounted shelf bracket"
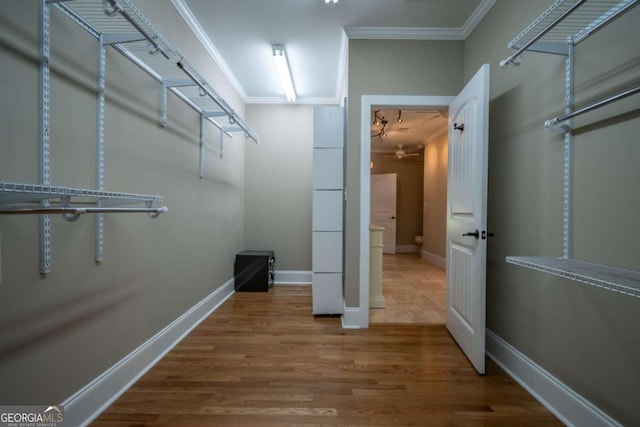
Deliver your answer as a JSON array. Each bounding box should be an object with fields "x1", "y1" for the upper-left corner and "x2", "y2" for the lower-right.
[
  {"x1": 507, "y1": 256, "x2": 640, "y2": 299},
  {"x1": 500, "y1": 0, "x2": 638, "y2": 68},
  {"x1": 0, "y1": 182, "x2": 165, "y2": 211},
  {"x1": 102, "y1": 33, "x2": 146, "y2": 46},
  {"x1": 0, "y1": 181, "x2": 167, "y2": 272},
  {"x1": 53, "y1": 0, "x2": 260, "y2": 162},
  {"x1": 503, "y1": 0, "x2": 640, "y2": 300},
  {"x1": 161, "y1": 79, "x2": 197, "y2": 127}
]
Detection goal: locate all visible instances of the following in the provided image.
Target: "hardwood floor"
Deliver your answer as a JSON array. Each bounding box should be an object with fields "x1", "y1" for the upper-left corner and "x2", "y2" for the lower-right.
[
  {"x1": 93, "y1": 286, "x2": 562, "y2": 426},
  {"x1": 370, "y1": 253, "x2": 446, "y2": 325}
]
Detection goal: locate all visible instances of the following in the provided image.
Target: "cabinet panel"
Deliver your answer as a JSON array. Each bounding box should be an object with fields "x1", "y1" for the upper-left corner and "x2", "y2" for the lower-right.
[
  {"x1": 312, "y1": 273, "x2": 343, "y2": 314},
  {"x1": 313, "y1": 148, "x2": 343, "y2": 189},
  {"x1": 313, "y1": 106, "x2": 344, "y2": 148},
  {"x1": 312, "y1": 190, "x2": 343, "y2": 232},
  {"x1": 312, "y1": 105, "x2": 345, "y2": 315},
  {"x1": 312, "y1": 231, "x2": 343, "y2": 272}
]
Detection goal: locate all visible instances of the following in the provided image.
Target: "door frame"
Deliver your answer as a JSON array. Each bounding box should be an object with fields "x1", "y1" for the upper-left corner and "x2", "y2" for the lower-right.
[{"x1": 359, "y1": 95, "x2": 454, "y2": 327}]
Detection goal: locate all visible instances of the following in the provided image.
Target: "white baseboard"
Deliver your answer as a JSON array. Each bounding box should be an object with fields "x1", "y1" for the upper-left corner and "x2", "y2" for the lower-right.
[
  {"x1": 486, "y1": 330, "x2": 621, "y2": 427},
  {"x1": 396, "y1": 244, "x2": 419, "y2": 253},
  {"x1": 274, "y1": 270, "x2": 312, "y2": 285},
  {"x1": 61, "y1": 278, "x2": 236, "y2": 427},
  {"x1": 341, "y1": 303, "x2": 363, "y2": 329},
  {"x1": 420, "y1": 249, "x2": 446, "y2": 269}
]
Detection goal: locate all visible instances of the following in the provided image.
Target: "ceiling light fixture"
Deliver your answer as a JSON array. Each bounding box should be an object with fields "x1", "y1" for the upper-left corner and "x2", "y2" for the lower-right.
[
  {"x1": 272, "y1": 44, "x2": 296, "y2": 102},
  {"x1": 324, "y1": 0, "x2": 339, "y2": 4},
  {"x1": 373, "y1": 111, "x2": 387, "y2": 127},
  {"x1": 371, "y1": 111, "x2": 388, "y2": 143}
]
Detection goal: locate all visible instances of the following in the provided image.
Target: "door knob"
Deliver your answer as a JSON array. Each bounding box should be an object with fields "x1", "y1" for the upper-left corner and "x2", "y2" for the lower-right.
[
  {"x1": 482, "y1": 231, "x2": 495, "y2": 240},
  {"x1": 462, "y1": 229, "x2": 479, "y2": 239}
]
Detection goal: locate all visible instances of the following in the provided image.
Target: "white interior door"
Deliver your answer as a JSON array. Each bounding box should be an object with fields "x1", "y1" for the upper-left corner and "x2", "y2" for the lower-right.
[
  {"x1": 446, "y1": 64, "x2": 490, "y2": 375},
  {"x1": 371, "y1": 173, "x2": 397, "y2": 254}
]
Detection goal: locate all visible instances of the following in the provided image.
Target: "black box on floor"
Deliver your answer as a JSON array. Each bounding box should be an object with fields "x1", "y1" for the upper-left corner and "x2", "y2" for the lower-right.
[{"x1": 234, "y1": 250, "x2": 275, "y2": 292}]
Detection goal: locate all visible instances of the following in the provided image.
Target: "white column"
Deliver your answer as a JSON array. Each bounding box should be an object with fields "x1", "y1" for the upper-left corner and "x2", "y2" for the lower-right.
[{"x1": 369, "y1": 225, "x2": 385, "y2": 308}]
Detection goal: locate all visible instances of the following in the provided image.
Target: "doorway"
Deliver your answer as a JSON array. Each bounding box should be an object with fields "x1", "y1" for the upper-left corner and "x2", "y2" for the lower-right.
[
  {"x1": 367, "y1": 102, "x2": 450, "y2": 325},
  {"x1": 360, "y1": 95, "x2": 454, "y2": 327}
]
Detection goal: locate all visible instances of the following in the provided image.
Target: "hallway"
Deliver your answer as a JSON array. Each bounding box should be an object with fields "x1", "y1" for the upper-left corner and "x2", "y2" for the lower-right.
[{"x1": 370, "y1": 253, "x2": 446, "y2": 325}]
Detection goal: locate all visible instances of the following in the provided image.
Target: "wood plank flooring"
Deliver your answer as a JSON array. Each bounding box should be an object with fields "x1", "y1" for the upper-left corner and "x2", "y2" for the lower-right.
[
  {"x1": 93, "y1": 286, "x2": 562, "y2": 426},
  {"x1": 370, "y1": 253, "x2": 446, "y2": 324}
]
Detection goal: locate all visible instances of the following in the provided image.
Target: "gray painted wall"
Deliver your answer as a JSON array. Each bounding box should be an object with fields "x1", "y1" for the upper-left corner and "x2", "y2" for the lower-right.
[
  {"x1": 0, "y1": 0, "x2": 247, "y2": 404},
  {"x1": 244, "y1": 104, "x2": 313, "y2": 271},
  {"x1": 422, "y1": 132, "x2": 447, "y2": 259},
  {"x1": 346, "y1": 39, "x2": 464, "y2": 305},
  {"x1": 2, "y1": 0, "x2": 638, "y2": 423},
  {"x1": 465, "y1": 1, "x2": 640, "y2": 424}
]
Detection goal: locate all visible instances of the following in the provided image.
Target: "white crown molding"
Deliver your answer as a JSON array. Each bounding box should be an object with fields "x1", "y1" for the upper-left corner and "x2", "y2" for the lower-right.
[
  {"x1": 344, "y1": 26, "x2": 464, "y2": 40},
  {"x1": 462, "y1": 0, "x2": 497, "y2": 38},
  {"x1": 170, "y1": 0, "x2": 248, "y2": 101},
  {"x1": 246, "y1": 96, "x2": 342, "y2": 105},
  {"x1": 345, "y1": 0, "x2": 495, "y2": 40},
  {"x1": 171, "y1": 0, "x2": 496, "y2": 105}
]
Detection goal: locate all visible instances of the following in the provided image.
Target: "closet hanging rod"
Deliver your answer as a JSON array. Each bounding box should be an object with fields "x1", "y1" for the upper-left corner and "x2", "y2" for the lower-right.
[
  {"x1": 500, "y1": 0, "x2": 587, "y2": 68},
  {"x1": 545, "y1": 85, "x2": 640, "y2": 128},
  {"x1": 104, "y1": 0, "x2": 170, "y2": 60},
  {"x1": 0, "y1": 206, "x2": 168, "y2": 218},
  {"x1": 177, "y1": 61, "x2": 259, "y2": 144}
]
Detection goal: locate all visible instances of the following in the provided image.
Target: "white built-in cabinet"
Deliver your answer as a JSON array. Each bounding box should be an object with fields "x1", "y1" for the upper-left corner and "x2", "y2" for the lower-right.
[{"x1": 312, "y1": 106, "x2": 345, "y2": 315}]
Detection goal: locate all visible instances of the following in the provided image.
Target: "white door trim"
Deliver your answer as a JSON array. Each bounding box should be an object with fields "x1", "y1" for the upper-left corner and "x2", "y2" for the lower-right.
[{"x1": 359, "y1": 95, "x2": 455, "y2": 328}]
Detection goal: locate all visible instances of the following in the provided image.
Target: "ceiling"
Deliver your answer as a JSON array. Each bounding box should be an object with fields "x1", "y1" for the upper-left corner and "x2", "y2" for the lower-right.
[
  {"x1": 171, "y1": 0, "x2": 493, "y2": 149},
  {"x1": 371, "y1": 108, "x2": 448, "y2": 152},
  {"x1": 174, "y1": 0, "x2": 491, "y2": 104}
]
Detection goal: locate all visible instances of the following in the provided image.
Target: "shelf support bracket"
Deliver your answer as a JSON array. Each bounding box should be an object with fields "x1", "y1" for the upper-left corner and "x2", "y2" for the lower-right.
[
  {"x1": 562, "y1": 43, "x2": 574, "y2": 259},
  {"x1": 96, "y1": 34, "x2": 107, "y2": 263},
  {"x1": 199, "y1": 113, "x2": 205, "y2": 177},
  {"x1": 39, "y1": 0, "x2": 52, "y2": 275},
  {"x1": 102, "y1": 33, "x2": 145, "y2": 45},
  {"x1": 161, "y1": 80, "x2": 198, "y2": 128},
  {"x1": 219, "y1": 128, "x2": 225, "y2": 160}
]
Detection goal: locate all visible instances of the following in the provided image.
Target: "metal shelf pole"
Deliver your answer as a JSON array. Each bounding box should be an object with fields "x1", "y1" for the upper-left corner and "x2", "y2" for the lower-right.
[
  {"x1": 545, "y1": 85, "x2": 640, "y2": 129},
  {"x1": 39, "y1": 0, "x2": 52, "y2": 274},
  {"x1": 96, "y1": 35, "x2": 106, "y2": 263}
]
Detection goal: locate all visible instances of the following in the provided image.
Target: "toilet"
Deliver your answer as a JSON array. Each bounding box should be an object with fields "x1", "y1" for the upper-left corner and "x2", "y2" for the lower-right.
[{"x1": 414, "y1": 235, "x2": 423, "y2": 248}]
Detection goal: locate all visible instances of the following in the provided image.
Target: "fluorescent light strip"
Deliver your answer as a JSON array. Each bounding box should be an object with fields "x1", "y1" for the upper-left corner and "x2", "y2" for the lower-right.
[{"x1": 272, "y1": 45, "x2": 296, "y2": 102}]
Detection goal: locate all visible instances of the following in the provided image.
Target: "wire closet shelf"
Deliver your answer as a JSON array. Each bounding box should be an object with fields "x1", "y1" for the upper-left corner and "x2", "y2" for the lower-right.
[
  {"x1": 500, "y1": 0, "x2": 639, "y2": 67},
  {"x1": 500, "y1": 0, "x2": 640, "y2": 131},
  {"x1": 0, "y1": 182, "x2": 166, "y2": 221},
  {"x1": 54, "y1": 0, "x2": 259, "y2": 144},
  {"x1": 501, "y1": 0, "x2": 640, "y2": 299}
]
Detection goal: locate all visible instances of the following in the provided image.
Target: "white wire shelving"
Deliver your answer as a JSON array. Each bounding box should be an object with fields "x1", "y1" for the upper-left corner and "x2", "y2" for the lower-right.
[
  {"x1": 53, "y1": 0, "x2": 260, "y2": 159},
  {"x1": 500, "y1": 0, "x2": 639, "y2": 67},
  {"x1": 0, "y1": 182, "x2": 166, "y2": 220},
  {"x1": 501, "y1": 0, "x2": 640, "y2": 299},
  {"x1": 4, "y1": 0, "x2": 262, "y2": 279},
  {"x1": 506, "y1": 257, "x2": 640, "y2": 299}
]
